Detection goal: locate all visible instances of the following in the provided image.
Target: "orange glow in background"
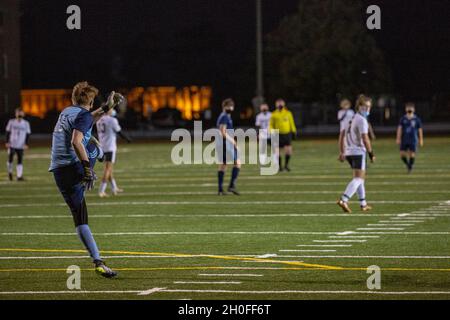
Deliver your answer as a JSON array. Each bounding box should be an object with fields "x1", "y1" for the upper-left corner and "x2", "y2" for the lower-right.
[{"x1": 21, "y1": 86, "x2": 212, "y2": 120}]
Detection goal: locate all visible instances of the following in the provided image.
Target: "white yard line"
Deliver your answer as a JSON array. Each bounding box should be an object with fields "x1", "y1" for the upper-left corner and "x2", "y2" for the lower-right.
[
  {"x1": 356, "y1": 228, "x2": 404, "y2": 231},
  {"x1": 313, "y1": 240, "x2": 367, "y2": 243},
  {"x1": 0, "y1": 200, "x2": 444, "y2": 208},
  {"x1": 1, "y1": 231, "x2": 448, "y2": 236},
  {"x1": 297, "y1": 245, "x2": 353, "y2": 247},
  {"x1": 137, "y1": 288, "x2": 166, "y2": 296},
  {"x1": 276, "y1": 255, "x2": 450, "y2": 259},
  {"x1": 328, "y1": 236, "x2": 380, "y2": 238},
  {"x1": 0, "y1": 289, "x2": 449, "y2": 296},
  {"x1": 173, "y1": 281, "x2": 242, "y2": 285},
  {"x1": 278, "y1": 250, "x2": 337, "y2": 252},
  {"x1": 198, "y1": 274, "x2": 263, "y2": 277}
]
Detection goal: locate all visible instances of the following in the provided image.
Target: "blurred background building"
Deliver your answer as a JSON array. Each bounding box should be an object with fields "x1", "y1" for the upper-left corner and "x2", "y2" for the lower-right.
[{"x1": 0, "y1": 0, "x2": 21, "y2": 115}]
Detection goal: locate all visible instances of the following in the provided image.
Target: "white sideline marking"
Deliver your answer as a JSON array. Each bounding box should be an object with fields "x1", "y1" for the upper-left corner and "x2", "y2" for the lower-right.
[
  {"x1": 278, "y1": 250, "x2": 337, "y2": 252},
  {"x1": 256, "y1": 254, "x2": 278, "y2": 258},
  {"x1": 0, "y1": 200, "x2": 443, "y2": 208},
  {"x1": 157, "y1": 289, "x2": 450, "y2": 296},
  {"x1": 357, "y1": 228, "x2": 404, "y2": 231},
  {"x1": 314, "y1": 240, "x2": 367, "y2": 243},
  {"x1": 328, "y1": 236, "x2": 379, "y2": 239},
  {"x1": 0, "y1": 289, "x2": 449, "y2": 296},
  {"x1": 199, "y1": 274, "x2": 263, "y2": 277},
  {"x1": 367, "y1": 224, "x2": 414, "y2": 227},
  {"x1": 1, "y1": 213, "x2": 449, "y2": 220},
  {"x1": 336, "y1": 231, "x2": 354, "y2": 235},
  {"x1": 297, "y1": 245, "x2": 352, "y2": 247},
  {"x1": 397, "y1": 213, "x2": 411, "y2": 217},
  {"x1": 174, "y1": 281, "x2": 242, "y2": 285},
  {"x1": 137, "y1": 287, "x2": 166, "y2": 296},
  {"x1": 276, "y1": 255, "x2": 450, "y2": 259},
  {"x1": 2, "y1": 231, "x2": 449, "y2": 236}
]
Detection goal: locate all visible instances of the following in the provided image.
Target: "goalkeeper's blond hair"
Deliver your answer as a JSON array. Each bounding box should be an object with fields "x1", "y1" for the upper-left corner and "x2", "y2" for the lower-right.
[{"x1": 72, "y1": 81, "x2": 99, "y2": 106}]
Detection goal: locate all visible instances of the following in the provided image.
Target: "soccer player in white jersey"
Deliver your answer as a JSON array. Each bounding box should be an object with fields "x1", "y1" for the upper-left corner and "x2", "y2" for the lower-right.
[
  {"x1": 337, "y1": 95, "x2": 375, "y2": 213},
  {"x1": 96, "y1": 108, "x2": 131, "y2": 197},
  {"x1": 5, "y1": 109, "x2": 31, "y2": 181},
  {"x1": 255, "y1": 103, "x2": 272, "y2": 164}
]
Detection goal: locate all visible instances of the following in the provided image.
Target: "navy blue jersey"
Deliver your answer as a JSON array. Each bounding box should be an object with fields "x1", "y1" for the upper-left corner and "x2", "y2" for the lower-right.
[
  {"x1": 49, "y1": 106, "x2": 94, "y2": 171},
  {"x1": 217, "y1": 112, "x2": 233, "y2": 130},
  {"x1": 399, "y1": 115, "x2": 422, "y2": 145}
]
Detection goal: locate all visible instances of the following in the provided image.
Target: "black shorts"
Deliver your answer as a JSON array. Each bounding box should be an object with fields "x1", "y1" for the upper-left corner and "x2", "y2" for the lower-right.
[
  {"x1": 8, "y1": 148, "x2": 24, "y2": 164},
  {"x1": 52, "y1": 162, "x2": 88, "y2": 227},
  {"x1": 279, "y1": 134, "x2": 292, "y2": 148},
  {"x1": 346, "y1": 155, "x2": 366, "y2": 171},
  {"x1": 104, "y1": 151, "x2": 116, "y2": 163}
]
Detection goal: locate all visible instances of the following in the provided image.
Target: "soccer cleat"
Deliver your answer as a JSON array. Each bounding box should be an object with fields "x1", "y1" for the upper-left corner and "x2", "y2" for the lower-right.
[
  {"x1": 227, "y1": 187, "x2": 240, "y2": 196},
  {"x1": 361, "y1": 204, "x2": 373, "y2": 212},
  {"x1": 94, "y1": 260, "x2": 118, "y2": 279},
  {"x1": 8, "y1": 173, "x2": 13, "y2": 181},
  {"x1": 218, "y1": 191, "x2": 227, "y2": 196},
  {"x1": 98, "y1": 192, "x2": 109, "y2": 198},
  {"x1": 17, "y1": 177, "x2": 25, "y2": 182},
  {"x1": 284, "y1": 166, "x2": 291, "y2": 172},
  {"x1": 112, "y1": 188, "x2": 124, "y2": 196},
  {"x1": 337, "y1": 200, "x2": 352, "y2": 213}
]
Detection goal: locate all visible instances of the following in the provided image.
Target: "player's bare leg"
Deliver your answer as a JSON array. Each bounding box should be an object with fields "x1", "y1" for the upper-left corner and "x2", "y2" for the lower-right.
[{"x1": 99, "y1": 163, "x2": 110, "y2": 197}]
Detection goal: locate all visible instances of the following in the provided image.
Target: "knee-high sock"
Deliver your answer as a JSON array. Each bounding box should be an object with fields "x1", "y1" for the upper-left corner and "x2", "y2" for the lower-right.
[
  {"x1": 279, "y1": 156, "x2": 283, "y2": 168},
  {"x1": 401, "y1": 156, "x2": 408, "y2": 167},
  {"x1": 99, "y1": 182, "x2": 107, "y2": 194},
  {"x1": 76, "y1": 224, "x2": 101, "y2": 261},
  {"x1": 342, "y1": 177, "x2": 364, "y2": 202},
  {"x1": 409, "y1": 157, "x2": 415, "y2": 168},
  {"x1": 6, "y1": 162, "x2": 13, "y2": 174},
  {"x1": 16, "y1": 164, "x2": 23, "y2": 178},
  {"x1": 229, "y1": 167, "x2": 240, "y2": 188},
  {"x1": 218, "y1": 171, "x2": 225, "y2": 192},
  {"x1": 110, "y1": 179, "x2": 118, "y2": 192},
  {"x1": 285, "y1": 155, "x2": 291, "y2": 167},
  {"x1": 357, "y1": 181, "x2": 367, "y2": 207}
]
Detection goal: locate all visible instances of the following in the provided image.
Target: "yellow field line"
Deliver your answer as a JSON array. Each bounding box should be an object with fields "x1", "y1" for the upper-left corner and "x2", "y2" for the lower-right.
[
  {"x1": 1, "y1": 248, "x2": 449, "y2": 272},
  {"x1": 0, "y1": 248, "x2": 341, "y2": 270}
]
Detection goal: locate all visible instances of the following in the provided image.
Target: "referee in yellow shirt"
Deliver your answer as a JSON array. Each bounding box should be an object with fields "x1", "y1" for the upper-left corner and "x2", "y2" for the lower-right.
[{"x1": 270, "y1": 98, "x2": 297, "y2": 172}]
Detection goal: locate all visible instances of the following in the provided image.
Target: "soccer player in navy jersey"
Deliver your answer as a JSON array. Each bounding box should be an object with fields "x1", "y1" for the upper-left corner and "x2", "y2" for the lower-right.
[
  {"x1": 217, "y1": 98, "x2": 241, "y2": 195},
  {"x1": 49, "y1": 81, "x2": 123, "y2": 278},
  {"x1": 396, "y1": 103, "x2": 424, "y2": 173}
]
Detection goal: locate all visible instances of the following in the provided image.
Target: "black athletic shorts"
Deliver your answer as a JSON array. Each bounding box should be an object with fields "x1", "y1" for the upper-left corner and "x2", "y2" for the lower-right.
[
  {"x1": 346, "y1": 155, "x2": 366, "y2": 171},
  {"x1": 279, "y1": 134, "x2": 292, "y2": 148},
  {"x1": 8, "y1": 148, "x2": 24, "y2": 164}
]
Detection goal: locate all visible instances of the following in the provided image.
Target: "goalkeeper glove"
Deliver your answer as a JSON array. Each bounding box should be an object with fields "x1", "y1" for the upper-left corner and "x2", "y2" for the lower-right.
[
  {"x1": 101, "y1": 92, "x2": 125, "y2": 113},
  {"x1": 81, "y1": 160, "x2": 97, "y2": 191}
]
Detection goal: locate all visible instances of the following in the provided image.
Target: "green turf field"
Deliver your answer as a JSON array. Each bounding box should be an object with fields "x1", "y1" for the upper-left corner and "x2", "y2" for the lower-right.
[{"x1": 0, "y1": 137, "x2": 449, "y2": 300}]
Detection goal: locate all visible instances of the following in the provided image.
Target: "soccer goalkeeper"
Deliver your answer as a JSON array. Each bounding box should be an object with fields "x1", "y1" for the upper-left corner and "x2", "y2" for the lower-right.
[{"x1": 49, "y1": 81, "x2": 123, "y2": 278}]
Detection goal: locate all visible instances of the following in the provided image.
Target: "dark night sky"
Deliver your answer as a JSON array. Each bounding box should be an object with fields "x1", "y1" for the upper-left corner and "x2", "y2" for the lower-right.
[{"x1": 21, "y1": 0, "x2": 450, "y2": 100}]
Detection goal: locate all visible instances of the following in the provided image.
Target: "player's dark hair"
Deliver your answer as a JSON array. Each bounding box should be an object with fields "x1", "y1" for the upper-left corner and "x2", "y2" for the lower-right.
[
  {"x1": 72, "y1": 81, "x2": 99, "y2": 106},
  {"x1": 222, "y1": 98, "x2": 235, "y2": 109}
]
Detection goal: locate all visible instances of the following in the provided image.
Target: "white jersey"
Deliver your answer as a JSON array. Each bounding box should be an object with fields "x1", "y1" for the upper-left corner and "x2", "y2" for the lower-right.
[
  {"x1": 255, "y1": 112, "x2": 272, "y2": 139},
  {"x1": 344, "y1": 113, "x2": 369, "y2": 156},
  {"x1": 6, "y1": 119, "x2": 31, "y2": 150},
  {"x1": 338, "y1": 109, "x2": 355, "y2": 132},
  {"x1": 96, "y1": 115, "x2": 121, "y2": 152}
]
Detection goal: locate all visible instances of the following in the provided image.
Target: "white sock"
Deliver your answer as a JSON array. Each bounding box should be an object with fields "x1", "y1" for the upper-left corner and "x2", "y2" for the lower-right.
[
  {"x1": 259, "y1": 154, "x2": 267, "y2": 165},
  {"x1": 110, "y1": 179, "x2": 118, "y2": 192},
  {"x1": 16, "y1": 164, "x2": 23, "y2": 178},
  {"x1": 7, "y1": 162, "x2": 13, "y2": 174},
  {"x1": 99, "y1": 182, "x2": 107, "y2": 194},
  {"x1": 342, "y1": 177, "x2": 364, "y2": 202},
  {"x1": 357, "y1": 181, "x2": 367, "y2": 207}
]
